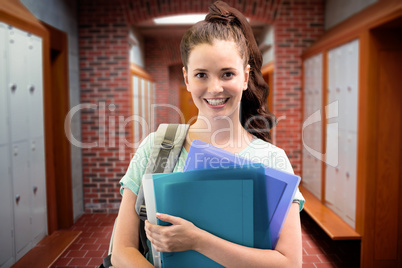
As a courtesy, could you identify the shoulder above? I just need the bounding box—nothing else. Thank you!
[243,139,294,174]
[247,139,289,159]
[135,132,156,154]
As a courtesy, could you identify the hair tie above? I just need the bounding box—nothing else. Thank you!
[206,1,237,25]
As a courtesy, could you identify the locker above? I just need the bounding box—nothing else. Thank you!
[325,122,339,202]
[325,40,359,227]
[0,23,9,146]
[342,131,357,227]
[1,24,47,265]
[302,54,323,199]
[30,137,46,244]
[338,46,347,132]
[0,145,15,267]
[336,129,347,212]
[327,52,337,104]
[12,141,32,260]
[344,40,359,133]
[8,27,29,143]
[302,150,314,193]
[27,35,44,139]
[325,164,337,207]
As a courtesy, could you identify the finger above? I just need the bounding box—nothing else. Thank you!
[156,213,184,225]
[145,220,163,238]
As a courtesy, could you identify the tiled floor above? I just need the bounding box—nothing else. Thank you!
[52,211,360,268]
[300,212,360,268]
[52,213,117,268]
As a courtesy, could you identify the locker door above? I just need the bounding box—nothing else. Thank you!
[0,145,15,268]
[337,46,347,132]
[0,23,9,146]
[29,137,47,244]
[327,51,337,104]
[312,55,322,198]
[325,124,338,207]
[344,40,359,133]
[336,129,348,214]
[27,35,44,139]
[12,141,32,260]
[302,59,314,191]
[1,23,16,267]
[326,48,339,209]
[342,40,359,227]
[343,132,357,227]
[302,54,323,199]
[8,27,29,143]
[26,34,47,244]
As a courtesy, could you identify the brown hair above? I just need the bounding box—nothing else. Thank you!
[180,1,276,142]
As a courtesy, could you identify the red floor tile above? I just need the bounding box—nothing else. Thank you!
[68,257,90,266]
[66,250,87,258]
[302,263,316,268]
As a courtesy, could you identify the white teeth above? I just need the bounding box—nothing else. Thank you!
[205,98,228,106]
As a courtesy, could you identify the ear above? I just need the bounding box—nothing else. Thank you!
[243,64,250,91]
[182,67,190,91]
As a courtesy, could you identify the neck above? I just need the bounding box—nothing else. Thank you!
[189,115,253,152]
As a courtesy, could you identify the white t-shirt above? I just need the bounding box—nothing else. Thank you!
[120,132,305,211]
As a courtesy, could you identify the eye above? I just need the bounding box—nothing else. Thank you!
[222,72,235,79]
[195,73,207,79]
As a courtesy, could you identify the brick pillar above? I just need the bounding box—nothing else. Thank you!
[274,0,324,175]
[79,0,131,213]
[144,37,182,128]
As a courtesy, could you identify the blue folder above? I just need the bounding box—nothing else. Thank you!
[143,140,300,267]
[145,165,266,268]
[183,139,301,249]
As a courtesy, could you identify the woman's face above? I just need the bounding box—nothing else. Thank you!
[183,39,249,122]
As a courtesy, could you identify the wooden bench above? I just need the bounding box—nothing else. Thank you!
[12,230,81,268]
[300,185,361,240]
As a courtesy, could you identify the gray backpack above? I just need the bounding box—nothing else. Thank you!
[101,124,190,268]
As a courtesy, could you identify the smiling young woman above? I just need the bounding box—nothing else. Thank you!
[112,1,305,267]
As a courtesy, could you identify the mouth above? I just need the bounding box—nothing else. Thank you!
[204,98,229,106]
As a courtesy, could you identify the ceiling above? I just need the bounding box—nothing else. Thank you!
[134,17,269,43]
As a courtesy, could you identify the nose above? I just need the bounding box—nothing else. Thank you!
[207,77,223,94]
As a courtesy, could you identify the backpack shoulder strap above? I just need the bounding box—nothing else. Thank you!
[145,123,189,174]
[134,124,189,256]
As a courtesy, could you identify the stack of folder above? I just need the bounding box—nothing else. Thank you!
[143,140,300,268]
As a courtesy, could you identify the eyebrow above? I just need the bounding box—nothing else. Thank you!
[193,68,208,72]
[192,67,237,72]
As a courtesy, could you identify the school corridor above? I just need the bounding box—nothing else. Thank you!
[1,0,401,267]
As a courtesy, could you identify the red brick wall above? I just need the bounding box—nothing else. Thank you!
[78,0,324,213]
[273,0,324,175]
[79,0,131,213]
[144,37,183,126]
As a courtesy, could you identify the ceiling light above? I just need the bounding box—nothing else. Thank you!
[153,14,207,25]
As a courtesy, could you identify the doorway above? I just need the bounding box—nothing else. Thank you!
[179,85,198,125]
[364,17,402,266]
[42,22,73,229]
